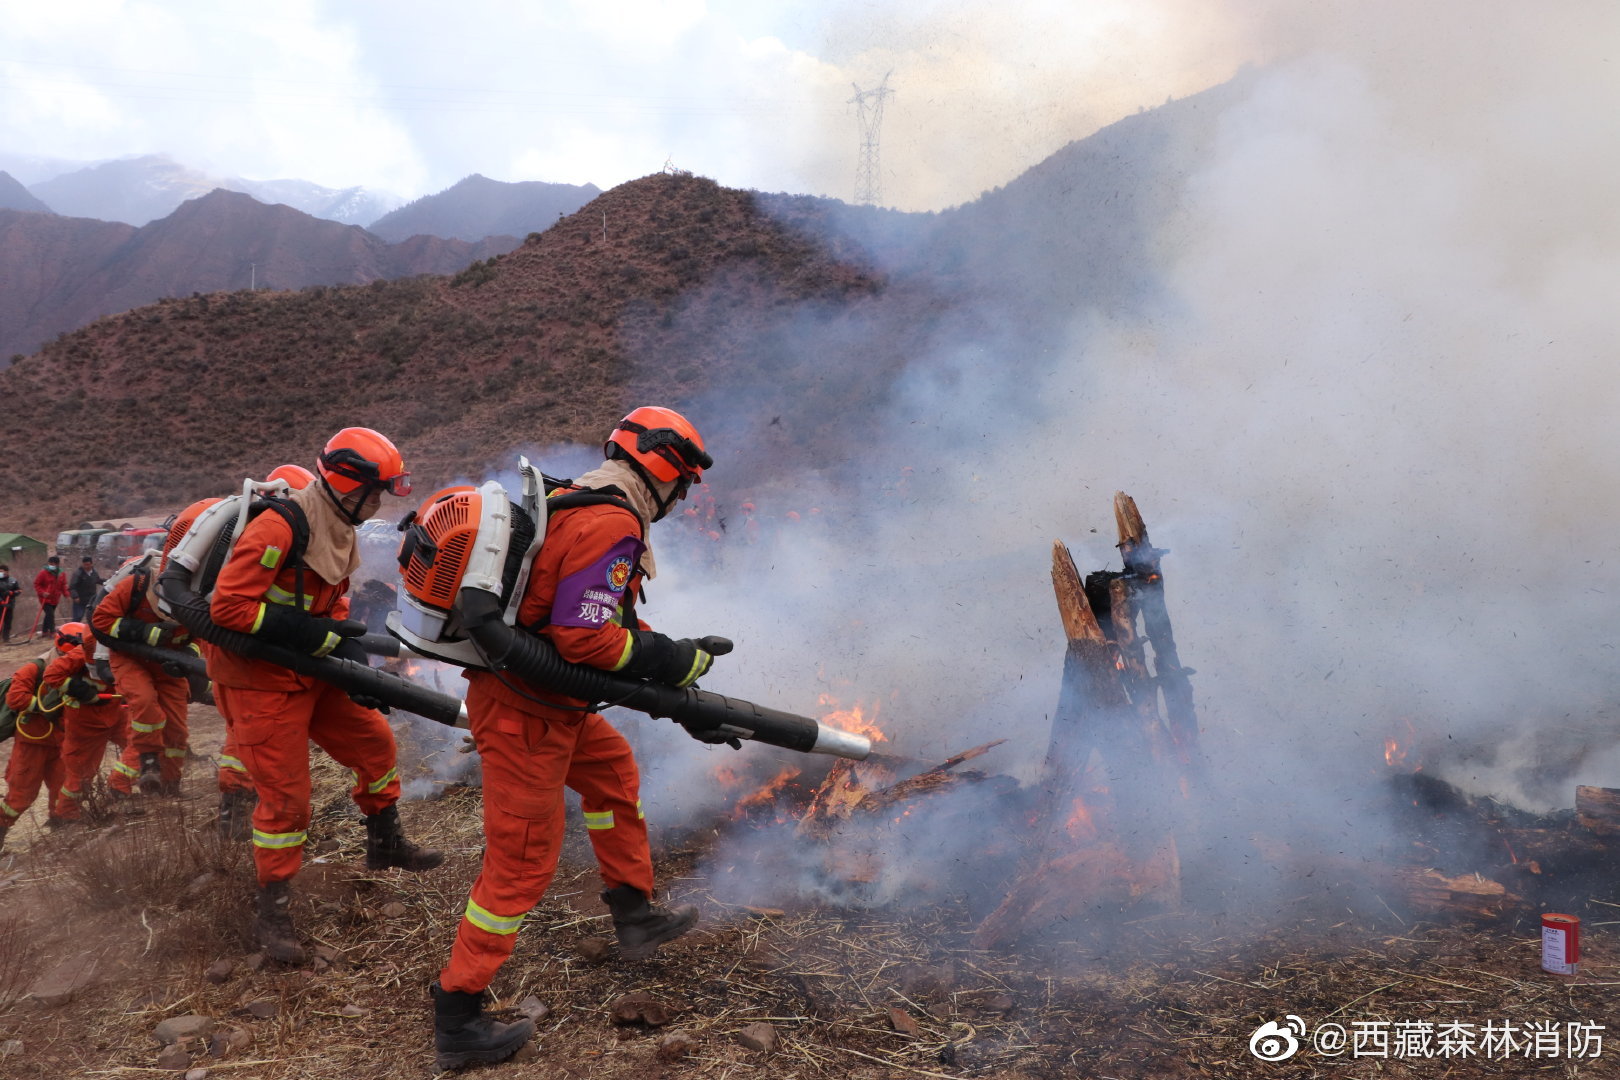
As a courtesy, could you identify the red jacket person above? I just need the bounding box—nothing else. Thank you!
[432,406,718,1070]
[209,429,440,964]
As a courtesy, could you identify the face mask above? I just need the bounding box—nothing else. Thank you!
[48,566,60,574]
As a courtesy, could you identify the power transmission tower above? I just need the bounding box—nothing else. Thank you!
[849,72,894,206]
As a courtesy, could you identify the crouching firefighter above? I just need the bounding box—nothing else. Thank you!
[431,407,720,1071]
[92,553,193,797]
[0,647,69,849]
[44,623,127,822]
[208,429,441,964]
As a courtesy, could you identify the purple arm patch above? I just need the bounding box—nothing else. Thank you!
[551,535,643,629]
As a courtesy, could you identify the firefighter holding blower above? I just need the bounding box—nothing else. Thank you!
[430,406,729,1071]
[208,428,441,964]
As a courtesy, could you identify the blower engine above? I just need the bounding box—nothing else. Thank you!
[387,459,870,760]
[387,459,545,668]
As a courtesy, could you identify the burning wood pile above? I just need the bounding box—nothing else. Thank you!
[698,490,1619,947]
[705,491,1216,944]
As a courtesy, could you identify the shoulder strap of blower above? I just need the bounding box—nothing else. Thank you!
[516,482,644,633]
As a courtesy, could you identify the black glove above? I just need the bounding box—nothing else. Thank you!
[255,606,367,657]
[115,617,189,648]
[679,718,742,750]
[620,631,726,687]
[348,692,391,715]
[63,676,100,705]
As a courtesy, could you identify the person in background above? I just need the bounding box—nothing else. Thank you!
[68,557,104,622]
[0,565,20,644]
[33,556,67,638]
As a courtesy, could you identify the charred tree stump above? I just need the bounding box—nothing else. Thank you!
[1114,493,1202,779]
[983,496,1202,946]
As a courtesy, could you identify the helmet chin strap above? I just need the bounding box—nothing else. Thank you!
[620,455,681,522]
[320,476,369,526]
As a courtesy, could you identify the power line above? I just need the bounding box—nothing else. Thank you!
[848,72,893,207]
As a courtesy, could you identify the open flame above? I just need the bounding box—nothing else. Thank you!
[1063,796,1098,841]
[732,764,801,818]
[816,694,888,744]
[1382,719,1422,771]
[1384,737,1408,768]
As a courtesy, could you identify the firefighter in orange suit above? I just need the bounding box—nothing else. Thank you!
[431,406,718,1071]
[0,649,69,849]
[93,558,191,797]
[208,430,439,963]
[210,466,316,840]
[45,622,126,821]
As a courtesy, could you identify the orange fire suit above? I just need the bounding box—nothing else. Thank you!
[3,658,66,827]
[202,640,255,795]
[92,574,191,790]
[45,645,127,820]
[440,497,656,994]
[208,509,401,886]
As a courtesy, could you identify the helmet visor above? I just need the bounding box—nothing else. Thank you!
[385,472,413,497]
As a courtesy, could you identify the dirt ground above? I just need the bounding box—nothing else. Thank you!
[1,638,1617,1079]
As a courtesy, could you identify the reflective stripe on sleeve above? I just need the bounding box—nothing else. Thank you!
[636,799,645,821]
[583,810,615,830]
[264,584,312,609]
[250,603,268,633]
[464,898,527,936]
[252,829,308,850]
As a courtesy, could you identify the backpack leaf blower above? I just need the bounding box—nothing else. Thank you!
[388,459,869,760]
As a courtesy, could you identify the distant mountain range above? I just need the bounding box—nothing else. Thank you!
[0,72,1261,536]
[368,174,600,242]
[0,170,52,213]
[26,154,403,227]
[0,189,517,364]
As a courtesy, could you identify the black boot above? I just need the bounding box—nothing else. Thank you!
[218,789,257,842]
[364,804,443,872]
[431,982,534,1071]
[254,881,308,965]
[602,885,699,961]
[137,752,162,796]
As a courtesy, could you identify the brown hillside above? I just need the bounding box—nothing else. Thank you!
[0,172,884,538]
[0,192,517,367]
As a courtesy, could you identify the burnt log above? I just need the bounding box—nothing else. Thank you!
[1576,786,1620,837]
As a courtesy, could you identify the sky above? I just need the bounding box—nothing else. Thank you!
[1,0,1280,210]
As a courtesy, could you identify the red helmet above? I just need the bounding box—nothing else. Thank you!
[267,464,315,490]
[317,428,410,497]
[605,407,711,485]
[55,621,89,654]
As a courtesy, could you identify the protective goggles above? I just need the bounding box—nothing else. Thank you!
[321,447,412,496]
[618,421,713,480]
